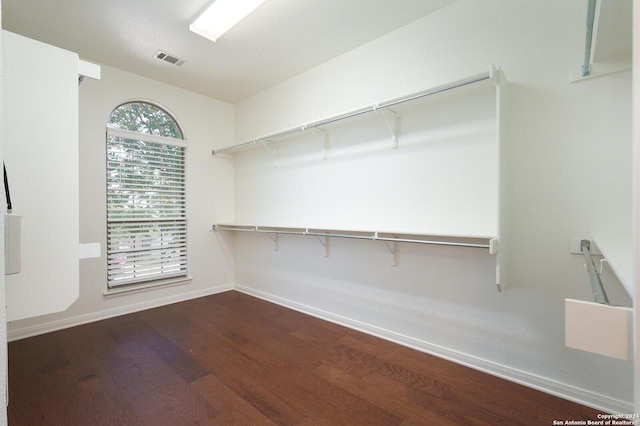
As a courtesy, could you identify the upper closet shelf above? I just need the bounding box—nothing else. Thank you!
[593,236,634,299]
[212,65,500,156]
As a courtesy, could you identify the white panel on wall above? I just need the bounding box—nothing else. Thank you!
[234,81,498,238]
[565,298,632,361]
[3,31,80,321]
[496,68,511,290]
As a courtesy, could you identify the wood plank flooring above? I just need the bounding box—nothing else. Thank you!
[8,290,602,425]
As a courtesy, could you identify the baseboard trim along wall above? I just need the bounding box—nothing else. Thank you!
[233,284,633,415]
[6,284,234,342]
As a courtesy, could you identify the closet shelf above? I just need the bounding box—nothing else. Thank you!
[593,236,633,298]
[211,65,498,156]
[212,224,497,251]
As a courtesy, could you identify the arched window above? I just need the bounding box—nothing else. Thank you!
[106,101,187,289]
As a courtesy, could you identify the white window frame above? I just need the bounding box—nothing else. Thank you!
[105,102,188,290]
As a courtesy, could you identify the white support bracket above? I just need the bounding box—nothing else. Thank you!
[382,240,397,267]
[378,108,399,149]
[598,258,608,274]
[78,59,101,86]
[261,141,278,167]
[266,232,279,251]
[312,128,330,160]
[489,238,499,255]
[313,233,330,257]
[581,256,610,274]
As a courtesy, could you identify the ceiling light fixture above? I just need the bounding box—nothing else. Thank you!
[190,0,267,42]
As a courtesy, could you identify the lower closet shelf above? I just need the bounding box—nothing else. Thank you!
[211,223,498,251]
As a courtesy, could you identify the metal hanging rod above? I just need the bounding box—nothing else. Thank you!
[581,0,598,77]
[580,239,609,304]
[374,235,490,249]
[212,224,493,250]
[211,66,496,156]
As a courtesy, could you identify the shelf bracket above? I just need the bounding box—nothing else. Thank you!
[311,128,330,160]
[583,258,610,275]
[598,258,608,274]
[382,239,397,267]
[260,140,278,167]
[489,238,499,255]
[312,233,330,257]
[266,232,279,251]
[378,108,399,149]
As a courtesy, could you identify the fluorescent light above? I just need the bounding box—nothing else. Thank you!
[190,0,267,42]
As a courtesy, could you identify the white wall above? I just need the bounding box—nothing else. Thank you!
[6,64,235,338]
[234,83,499,237]
[232,0,634,412]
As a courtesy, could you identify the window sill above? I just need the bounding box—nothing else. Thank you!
[103,276,192,298]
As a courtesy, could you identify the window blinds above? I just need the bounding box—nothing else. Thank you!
[106,130,187,287]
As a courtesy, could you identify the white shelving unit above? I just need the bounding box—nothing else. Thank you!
[212,69,495,155]
[213,224,497,266]
[214,65,510,290]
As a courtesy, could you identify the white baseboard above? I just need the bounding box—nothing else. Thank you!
[7,283,234,342]
[234,284,633,415]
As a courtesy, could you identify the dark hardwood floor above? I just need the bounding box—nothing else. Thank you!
[8,290,601,425]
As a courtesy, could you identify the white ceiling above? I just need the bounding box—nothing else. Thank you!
[2,0,458,103]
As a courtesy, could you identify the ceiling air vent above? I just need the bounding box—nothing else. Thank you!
[153,50,185,67]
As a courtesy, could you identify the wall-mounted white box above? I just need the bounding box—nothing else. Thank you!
[79,242,101,259]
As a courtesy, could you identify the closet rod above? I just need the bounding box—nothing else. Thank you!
[580,239,609,304]
[212,224,492,249]
[581,0,598,77]
[307,231,490,249]
[212,225,307,235]
[211,67,494,155]
[374,236,490,249]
